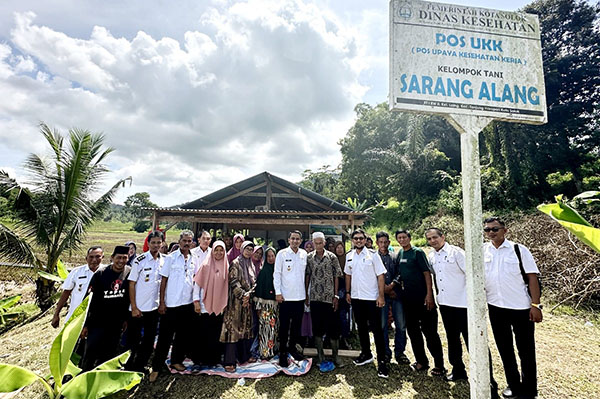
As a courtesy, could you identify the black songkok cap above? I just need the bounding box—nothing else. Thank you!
[112,245,130,256]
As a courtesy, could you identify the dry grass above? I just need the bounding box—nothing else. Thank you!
[1,284,598,399]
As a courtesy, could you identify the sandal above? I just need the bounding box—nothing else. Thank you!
[224,365,236,373]
[171,363,186,372]
[431,367,447,376]
[411,362,429,372]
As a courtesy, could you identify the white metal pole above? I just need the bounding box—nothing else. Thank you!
[448,114,491,399]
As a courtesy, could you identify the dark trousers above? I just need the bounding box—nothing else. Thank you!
[194,313,224,366]
[353,299,386,362]
[439,305,468,375]
[152,303,195,370]
[81,324,122,371]
[279,300,304,355]
[311,301,340,339]
[224,338,252,366]
[125,310,159,372]
[489,305,537,397]
[404,301,444,368]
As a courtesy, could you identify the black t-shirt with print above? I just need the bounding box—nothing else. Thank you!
[86,265,131,328]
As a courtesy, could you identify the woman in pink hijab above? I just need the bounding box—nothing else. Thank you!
[193,240,229,367]
[227,233,245,263]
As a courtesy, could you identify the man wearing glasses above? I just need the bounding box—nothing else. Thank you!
[483,217,542,399]
[344,228,388,378]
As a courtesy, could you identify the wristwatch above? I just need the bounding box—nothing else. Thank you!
[531,303,543,310]
[334,295,340,299]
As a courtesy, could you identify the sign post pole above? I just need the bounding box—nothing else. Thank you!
[448,114,492,399]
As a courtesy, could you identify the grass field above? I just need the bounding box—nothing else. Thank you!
[1,281,599,399]
[57,221,184,266]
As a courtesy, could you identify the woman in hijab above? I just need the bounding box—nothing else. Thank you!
[193,241,229,367]
[303,240,314,253]
[220,241,257,372]
[251,246,264,276]
[227,233,245,263]
[249,246,264,359]
[253,247,279,360]
[335,240,352,349]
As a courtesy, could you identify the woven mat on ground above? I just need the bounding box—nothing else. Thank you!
[166,355,312,379]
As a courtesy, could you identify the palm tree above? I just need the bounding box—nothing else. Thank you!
[0,123,130,310]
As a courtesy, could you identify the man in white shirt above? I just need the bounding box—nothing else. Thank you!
[125,230,165,372]
[344,228,388,378]
[51,246,104,328]
[150,230,196,382]
[190,230,211,364]
[274,230,307,367]
[484,217,542,399]
[426,228,469,381]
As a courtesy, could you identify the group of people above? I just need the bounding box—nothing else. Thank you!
[51,217,541,399]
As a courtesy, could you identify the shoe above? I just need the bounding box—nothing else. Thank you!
[290,350,305,361]
[445,372,468,382]
[377,362,389,378]
[148,371,159,383]
[502,387,518,399]
[396,353,411,365]
[353,353,374,366]
[279,353,289,368]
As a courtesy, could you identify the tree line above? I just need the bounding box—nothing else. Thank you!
[299,0,600,228]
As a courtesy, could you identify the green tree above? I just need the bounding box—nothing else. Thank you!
[0,124,130,310]
[124,192,157,233]
[481,0,600,207]
[338,103,460,225]
[298,165,342,201]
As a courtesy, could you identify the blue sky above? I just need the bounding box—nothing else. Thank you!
[0,0,556,205]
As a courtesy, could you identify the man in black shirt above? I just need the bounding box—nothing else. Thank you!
[81,245,131,371]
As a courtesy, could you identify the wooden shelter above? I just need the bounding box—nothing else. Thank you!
[146,172,366,243]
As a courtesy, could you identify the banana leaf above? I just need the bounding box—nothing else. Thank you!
[59,370,142,399]
[0,295,21,311]
[0,364,43,393]
[538,196,600,253]
[49,295,90,389]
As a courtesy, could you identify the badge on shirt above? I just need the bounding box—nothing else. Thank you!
[287,265,292,272]
[400,259,408,263]
[77,283,83,292]
[145,274,150,282]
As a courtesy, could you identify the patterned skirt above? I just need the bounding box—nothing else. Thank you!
[254,297,279,359]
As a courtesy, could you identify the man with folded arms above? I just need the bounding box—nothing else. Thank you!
[125,230,165,373]
[345,228,388,378]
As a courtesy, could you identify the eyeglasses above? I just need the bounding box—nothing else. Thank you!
[353,236,366,241]
[483,227,503,233]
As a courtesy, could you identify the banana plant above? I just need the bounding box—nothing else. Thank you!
[538,192,600,253]
[0,295,143,398]
[37,259,69,284]
[0,295,24,326]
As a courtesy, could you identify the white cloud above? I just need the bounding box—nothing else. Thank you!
[0,0,367,205]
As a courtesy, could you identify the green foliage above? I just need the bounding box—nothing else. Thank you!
[0,295,142,398]
[538,194,600,253]
[124,192,157,233]
[339,103,459,225]
[0,123,130,310]
[132,220,152,233]
[298,165,342,201]
[0,295,24,327]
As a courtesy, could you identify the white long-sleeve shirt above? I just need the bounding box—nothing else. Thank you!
[273,246,307,301]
